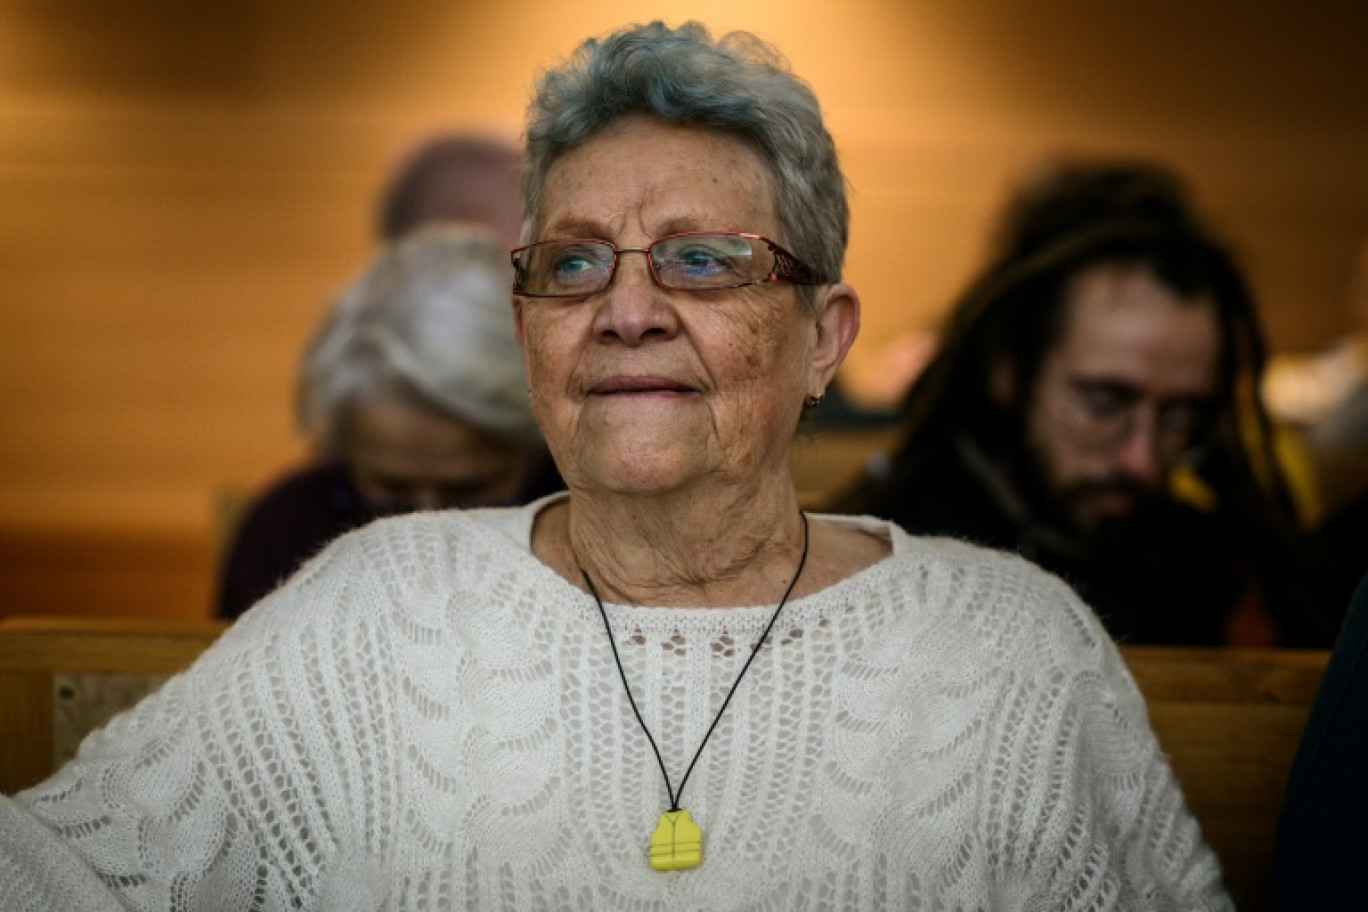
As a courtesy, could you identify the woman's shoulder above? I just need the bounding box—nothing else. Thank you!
[820,509,1070,587]
[337,501,547,584]
[228,502,550,633]
[822,512,1116,669]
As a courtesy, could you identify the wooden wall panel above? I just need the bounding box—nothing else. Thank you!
[0,526,213,620]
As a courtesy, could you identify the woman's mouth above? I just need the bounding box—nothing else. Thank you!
[590,376,698,396]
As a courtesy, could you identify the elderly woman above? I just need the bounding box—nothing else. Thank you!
[217,224,562,618]
[1,22,1229,911]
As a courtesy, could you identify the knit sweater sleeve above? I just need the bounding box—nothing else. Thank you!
[0,523,411,912]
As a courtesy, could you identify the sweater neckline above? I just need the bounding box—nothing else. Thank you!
[468,492,912,633]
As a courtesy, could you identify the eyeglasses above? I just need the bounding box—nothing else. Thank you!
[1065,378,1218,457]
[511,231,827,298]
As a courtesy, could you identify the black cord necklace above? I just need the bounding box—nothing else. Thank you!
[577,511,810,872]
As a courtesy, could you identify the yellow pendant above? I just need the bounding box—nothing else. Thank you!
[648,809,703,870]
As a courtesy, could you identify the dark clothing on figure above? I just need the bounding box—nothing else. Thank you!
[216,458,563,619]
[859,439,1324,646]
[216,464,365,620]
[1275,573,1368,911]
[1318,493,1368,613]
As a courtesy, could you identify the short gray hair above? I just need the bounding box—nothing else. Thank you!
[298,225,539,453]
[521,21,848,294]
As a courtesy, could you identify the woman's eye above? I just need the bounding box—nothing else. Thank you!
[675,245,727,273]
[553,253,595,276]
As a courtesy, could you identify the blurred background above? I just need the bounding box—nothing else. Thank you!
[2,0,1366,619]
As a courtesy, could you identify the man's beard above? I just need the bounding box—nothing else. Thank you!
[1057,477,1167,546]
[1014,445,1166,555]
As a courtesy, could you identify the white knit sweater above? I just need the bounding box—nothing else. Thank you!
[0,498,1232,911]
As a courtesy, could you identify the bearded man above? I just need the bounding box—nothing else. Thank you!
[843,160,1333,646]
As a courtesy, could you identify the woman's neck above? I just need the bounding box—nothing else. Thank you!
[535,478,809,608]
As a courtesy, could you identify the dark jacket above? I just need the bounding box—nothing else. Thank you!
[856,438,1332,647]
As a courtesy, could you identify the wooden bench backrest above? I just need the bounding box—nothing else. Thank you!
[1120,644,1328,911]
[0,619,1327,908]
[0,616,226,793]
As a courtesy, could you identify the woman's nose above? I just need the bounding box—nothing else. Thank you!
[591,253,680,345]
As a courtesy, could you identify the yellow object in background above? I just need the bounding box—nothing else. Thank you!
[649,809,703,871]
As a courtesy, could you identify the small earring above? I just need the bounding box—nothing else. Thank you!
[805,392,825,408]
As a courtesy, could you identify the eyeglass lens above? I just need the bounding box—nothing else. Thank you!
[1069,379,1214,453]
[515,234,769,296]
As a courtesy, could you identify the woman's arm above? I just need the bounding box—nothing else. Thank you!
[1003,571,1234,911]
[0,529,397,912]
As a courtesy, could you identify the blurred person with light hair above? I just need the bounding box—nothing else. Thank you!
[216,225,560,618]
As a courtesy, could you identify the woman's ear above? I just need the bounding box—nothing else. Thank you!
[808,283,861,394]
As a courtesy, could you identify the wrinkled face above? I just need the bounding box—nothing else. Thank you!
[343,388,527,512]
[1022,262,1221,534]
[514,118,823,497]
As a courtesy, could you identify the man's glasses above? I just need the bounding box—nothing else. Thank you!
[511,231,827,298]
[1065,378,1218,458]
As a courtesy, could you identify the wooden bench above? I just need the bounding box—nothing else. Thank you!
[1122,645,1327,910]
[0,617,1327,909]
[0,615,226,794]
